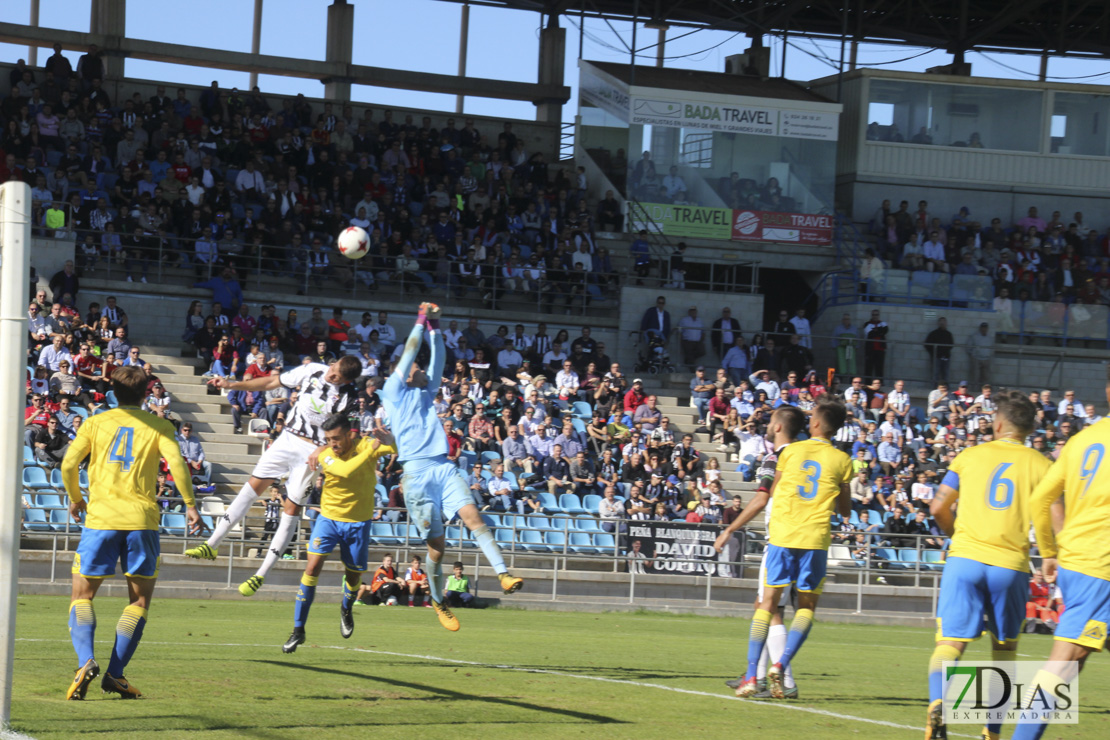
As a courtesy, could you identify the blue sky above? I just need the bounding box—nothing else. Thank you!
[3,0,1110,123]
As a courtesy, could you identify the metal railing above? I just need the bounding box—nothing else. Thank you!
[560,122,576,162]
[69,231,625,317]
[19,507,979,614]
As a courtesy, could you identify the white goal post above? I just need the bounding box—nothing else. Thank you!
[0,181,31,723]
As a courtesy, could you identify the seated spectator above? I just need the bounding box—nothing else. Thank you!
[598,485,625,533]
[443,561,476,608]
[176,423,211,483]
[404,556,430,607]
[32,414,69,468]
[358,554,405,606]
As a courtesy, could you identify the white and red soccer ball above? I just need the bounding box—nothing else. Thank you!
[336,226,370,259]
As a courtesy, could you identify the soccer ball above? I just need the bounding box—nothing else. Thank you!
[336,226,370,259]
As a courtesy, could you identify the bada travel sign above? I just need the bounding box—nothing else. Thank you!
[634,203,833,245]
[630,98,838,141]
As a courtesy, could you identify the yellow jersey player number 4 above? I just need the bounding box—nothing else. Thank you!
[60,366,200,701]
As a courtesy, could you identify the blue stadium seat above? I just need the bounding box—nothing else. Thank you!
[574,516,602,532]
[571,402,593,420]
[50,507,78,532]
[481,513,502,529]
[479,468,492,481]
[568,532,595,554]
[520,529,548,552]
[72,406,89,420]
[24,507,51,532]
[571,418,586,435]
[875,548,908,569]
[480,450,502,464]
[162,513,187,536]
[370,521,397,544]
[50,468,65,489]
[537,492,564,514]
[524,515,549,530]
[922,550,946,570]
[23,466,53,490]
[495,527,515,548]
[558,493,587,515]
[544,531,567,552]
[21,493,33,508]
[444,525,466,547]
[404,523,421,542]
[503,471,520,490]
[22,446,35,466]
[37,494,63,509]
[79,469,90,489]
[848,510,860,527]
[593,533,617,552]
[582,494,602,514]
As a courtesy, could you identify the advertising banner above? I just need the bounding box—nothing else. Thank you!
[622,521,737,577]
[731,210,834,245]
[630,203,731,240]
[633,204,834,245]
[630,98,839,141]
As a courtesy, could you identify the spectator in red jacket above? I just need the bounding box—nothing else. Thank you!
[623,379,647,416]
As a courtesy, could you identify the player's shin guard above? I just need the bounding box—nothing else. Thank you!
[341,577,358,612]
[107,605,147,676]
[928,643,963,704]
[68,599,96,665]
[745,609,772,680]
[1011,668,1065,740]
[766,623,795,688]
[471,525,507,574]
[207,482,259,547]
[294,574,318,628]
[780,608,814,669]
[257,513,300,579]
[427,558,444,605]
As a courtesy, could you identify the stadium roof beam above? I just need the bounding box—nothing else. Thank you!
[432,0,1110,60]
[0,21,570,106]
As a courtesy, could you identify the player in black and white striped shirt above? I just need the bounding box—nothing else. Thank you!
[186,357,360,598]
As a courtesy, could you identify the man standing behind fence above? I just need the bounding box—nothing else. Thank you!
[966,322,993,389]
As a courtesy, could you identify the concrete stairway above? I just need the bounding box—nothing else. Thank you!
[143,344,271,540]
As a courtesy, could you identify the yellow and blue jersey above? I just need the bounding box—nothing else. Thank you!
[769,437,852,550]
[944,438,1052,572]
[61,407,195,531]
[1031,418,1110,582]
[317,438,395,522]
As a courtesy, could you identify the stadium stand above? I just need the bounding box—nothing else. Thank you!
[9,49,1093,610]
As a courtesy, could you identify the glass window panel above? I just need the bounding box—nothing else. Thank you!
[867,79,1043,152]
[1052,93,1110,156]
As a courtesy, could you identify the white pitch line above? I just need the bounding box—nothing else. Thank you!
[18,638,977,738]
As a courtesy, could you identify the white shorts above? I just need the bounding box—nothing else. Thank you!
[250,431,317,506]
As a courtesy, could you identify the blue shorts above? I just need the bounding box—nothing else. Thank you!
[402,456,478,540]
[307,516,371,572]
[935,556,1027,643]
[764,544,827,594]
[1054,567,1110,651]
[73,528,160,579]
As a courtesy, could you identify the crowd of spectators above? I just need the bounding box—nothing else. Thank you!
[866,198,1110,324]
[2,52,618,309]
[23,281,211,505]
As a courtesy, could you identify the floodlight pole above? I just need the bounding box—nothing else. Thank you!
[0,181,30,724]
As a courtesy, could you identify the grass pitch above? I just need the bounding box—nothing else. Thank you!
[11,594,1110,739]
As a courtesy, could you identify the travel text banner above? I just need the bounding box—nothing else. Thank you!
[634,203,833,245]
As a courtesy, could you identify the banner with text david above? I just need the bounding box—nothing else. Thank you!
[621,521,731,576]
